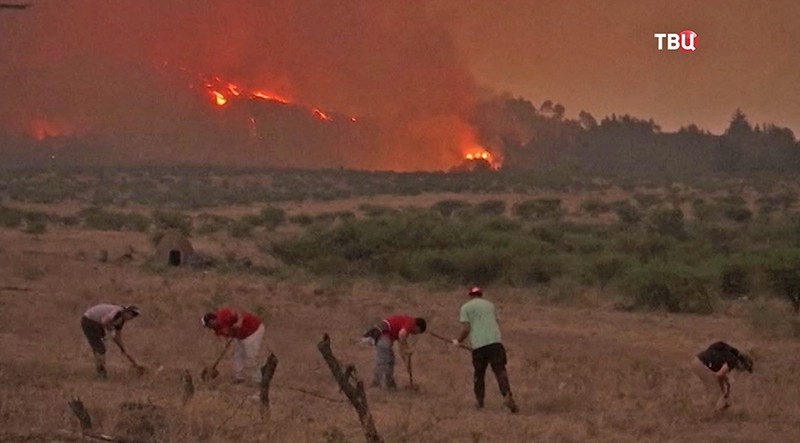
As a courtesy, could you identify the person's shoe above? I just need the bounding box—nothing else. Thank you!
[475,399,484,409]
[95,366,108,380]
[503,395,519,414]
[386,381,398,391]
[232,378,245,385]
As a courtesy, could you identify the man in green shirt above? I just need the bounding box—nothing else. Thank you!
[452,286,518,413]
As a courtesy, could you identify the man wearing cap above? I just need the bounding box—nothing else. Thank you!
[452,287,518,413]
[80,303,140,378]
[201,308,265,383]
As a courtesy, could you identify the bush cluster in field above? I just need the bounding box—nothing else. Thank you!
[271,197,800,315]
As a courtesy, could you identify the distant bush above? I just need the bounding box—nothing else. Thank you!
[633,193,661,209]
[23,221,47,235]
[272,211,563,286]
[691,198,720,222]
[580,199,611,216]
[260,206,286,229]
[621,263,716,314]
[512,199,564,220]
[587,254,630,290]
[474,200,507,216]
[611,200,642,225]
[80,207,150,232]
[719,259,752,296]
[431,199,471,217]
[0,206,24,228]
[722,205,752,223]
[702,225,738,255]
[152,210,192,236]
[614,232,674,263]
[196,213,232,235]
[647,207,686,239]
[228,218,254,238]
[358,204,397,218]
[288,214,315,226]
[762,249,800,313]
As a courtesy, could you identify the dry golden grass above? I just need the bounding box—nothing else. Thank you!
[1,222,800,442]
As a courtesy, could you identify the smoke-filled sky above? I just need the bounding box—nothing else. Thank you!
[432,0,800,133]
[1,1,798,169]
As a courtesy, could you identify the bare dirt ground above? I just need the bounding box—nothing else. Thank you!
[1,222,800,442]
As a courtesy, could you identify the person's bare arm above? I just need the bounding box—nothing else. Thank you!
[100,310,119,330]
[398,329,411,358]
[112,328,124,349]
[715,363,732,395]
[454,322,470,344]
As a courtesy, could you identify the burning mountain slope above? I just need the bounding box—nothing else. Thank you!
[0,1,498,170]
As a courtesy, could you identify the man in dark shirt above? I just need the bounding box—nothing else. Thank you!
[692,341,753,410]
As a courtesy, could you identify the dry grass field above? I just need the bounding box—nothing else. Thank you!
[2,187,800,442]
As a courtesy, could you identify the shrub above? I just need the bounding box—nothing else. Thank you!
[358,204,397,218]
[260,206,286,229]
[288,214,315,226]
[691,198,720,222]
[23,221,47,235]
[648,207,686,239]
[580,199,611,216]
[722,205,752,223]
[719,260,751,296]
[228,218,254,238]
[80,207,151,232]
[512,199,564,220]
[633,193,661,209]
[588,254,630,290]
[611,200,642,225]
[196,213,232,235]
[762,249,800,313]
[152,210,192,236]
[474,200,507,216]
[431,199,471,217]
[0,206,24,228]
[621,263,716,314]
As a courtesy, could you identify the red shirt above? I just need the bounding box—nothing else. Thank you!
[382,315,416,341]
[213,308,262,340]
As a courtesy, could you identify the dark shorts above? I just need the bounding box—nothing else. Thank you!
[81,316,106,355]
[472,342,508,367]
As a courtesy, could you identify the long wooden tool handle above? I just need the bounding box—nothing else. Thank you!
[428,331,472,351]
[212,338,234,369]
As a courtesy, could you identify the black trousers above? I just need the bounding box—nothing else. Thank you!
[81,316,106,355]
[472,342,512,402]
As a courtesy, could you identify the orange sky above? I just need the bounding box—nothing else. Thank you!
[1,0,797,168]
[432,0,800,133]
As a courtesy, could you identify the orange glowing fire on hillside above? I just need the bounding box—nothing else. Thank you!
[28,119,75,141]
[463,148,502,170]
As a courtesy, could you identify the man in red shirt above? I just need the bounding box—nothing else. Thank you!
[366,314,426,390]
[201,308,265,383]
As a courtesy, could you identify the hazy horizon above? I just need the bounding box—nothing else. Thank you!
[1,1,797,169]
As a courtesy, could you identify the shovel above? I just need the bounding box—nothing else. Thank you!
[404,352,419,391]
[201,337,233,381]
[115,342,146,376]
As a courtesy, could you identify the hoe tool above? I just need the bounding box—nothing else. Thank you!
[201,338,233,381]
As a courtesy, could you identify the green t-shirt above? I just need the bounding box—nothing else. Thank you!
[459,297,502,349]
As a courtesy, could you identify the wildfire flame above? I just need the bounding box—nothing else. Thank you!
[463,148,502,170]
[312,109,331,121]
[28,119,74,141]
[197,73,349,123]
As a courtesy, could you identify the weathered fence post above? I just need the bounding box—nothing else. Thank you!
[260,353,279,415]
[317,333,383,443]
